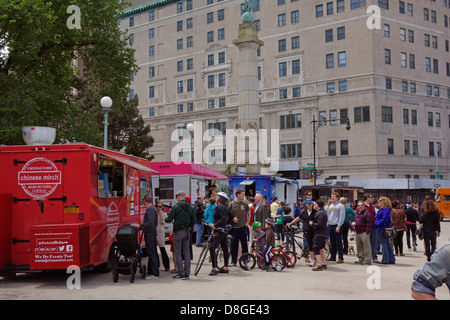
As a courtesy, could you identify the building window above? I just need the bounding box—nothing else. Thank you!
[338,51,346,67]
[149,86,155,98]
[177,81,183,93]
[281,143,302,158]
[328,141,337,156]
[278,39,287,52]
[293,87,301,97]
[325,29,333,42]
[291,36,300,49]
[218,28,225,40]
[340,140,349,156]
[218,73,226,87]
[388,138,394,154]
[291,10,299,23]
[354,106,370,123]
[326,53,334,69]
[279,62,287,77]
[292,59,301,74]
[337,26,346,40]
[279,89,287,99]
[280,114,302,129]
[187,36,193,47]
[208,75,215,88]
[278,13,286,26]
[207,31,214,43]
[382,106,393,122]
[315,5,324,17]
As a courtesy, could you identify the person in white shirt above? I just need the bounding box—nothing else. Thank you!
[327,192,346,263]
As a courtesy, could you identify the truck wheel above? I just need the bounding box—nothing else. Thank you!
[96,245,116,273]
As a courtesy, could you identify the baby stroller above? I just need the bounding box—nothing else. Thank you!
[112,224,146,283]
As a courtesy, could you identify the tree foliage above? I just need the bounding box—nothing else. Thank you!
[0,0,152,158]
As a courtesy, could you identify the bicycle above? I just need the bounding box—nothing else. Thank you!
[238,242,286,272]
[271,245,297,268]
[194,223,231,276]
[283,225,331,261]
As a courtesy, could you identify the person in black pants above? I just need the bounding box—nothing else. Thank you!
[404,202,419,251]
[208,192,237,276]
[132,195,159,279]
[419,200,441,262]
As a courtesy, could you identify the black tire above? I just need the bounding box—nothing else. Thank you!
[238,253,256,271]
[130,265,135,283]
[194,244,209,276]
[112,265,119,283]
[141,265,147,279]
[271,254,286,271]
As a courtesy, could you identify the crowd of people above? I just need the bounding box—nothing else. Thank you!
[131,189,447,298]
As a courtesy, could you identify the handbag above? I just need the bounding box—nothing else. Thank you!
[383,209,398,239]
[383,226,397,239]
[415,227,424,240]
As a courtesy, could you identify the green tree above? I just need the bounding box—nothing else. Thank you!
[0,0,146,153]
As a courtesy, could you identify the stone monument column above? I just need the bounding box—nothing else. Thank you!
[232,8,263,175]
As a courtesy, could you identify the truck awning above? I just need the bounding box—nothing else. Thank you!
[101,153,159,174]
[239,180,256,186]
[275,177,297,185]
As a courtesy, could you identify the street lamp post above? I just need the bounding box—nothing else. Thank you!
[311,114,351,185]
[101,96,113,149]
[187,123,194,162]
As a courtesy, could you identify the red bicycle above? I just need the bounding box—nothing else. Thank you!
[238,242,286,271]
[271,245,297,268]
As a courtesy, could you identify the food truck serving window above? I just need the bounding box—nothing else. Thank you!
[98,156,125,198]
[159,178,174,200]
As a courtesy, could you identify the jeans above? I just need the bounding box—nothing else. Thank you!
[231,226,248,264]
[173,229,191,277]
[329,225,343,260]
[144,231,159,276]
[196,222,204,245]
[370,227,378,261]
[376,229,395,263]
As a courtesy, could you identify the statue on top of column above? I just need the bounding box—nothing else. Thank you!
[242,0,258,23]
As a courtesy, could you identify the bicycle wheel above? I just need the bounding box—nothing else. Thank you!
[256,254,265,269]
[284,251,297,267]
[238,253,256,271]
[194,243,209,276]
[271,254,286,271]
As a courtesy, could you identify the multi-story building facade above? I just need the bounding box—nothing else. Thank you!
[120,0,449,185]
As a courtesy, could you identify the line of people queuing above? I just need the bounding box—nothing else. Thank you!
[134,189,442,280]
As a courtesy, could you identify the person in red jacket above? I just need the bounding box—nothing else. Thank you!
[352,201,373,265]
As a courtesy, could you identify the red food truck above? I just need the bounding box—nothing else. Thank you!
[0,142,158,277]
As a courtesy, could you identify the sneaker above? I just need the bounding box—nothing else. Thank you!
[309,260,316,267]
[209,269,218,276]
[182,276,190,280]
[229,263,238,267]
[337,259,344,264]
[173,274,185,279]
[145,275,159,280]
[218,267,229,274]
[312,265,323,271]
[321,264,327,270]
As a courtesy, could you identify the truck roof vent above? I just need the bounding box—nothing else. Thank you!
[22,126,56,145]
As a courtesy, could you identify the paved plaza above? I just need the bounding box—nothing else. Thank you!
[1,221,449,302]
